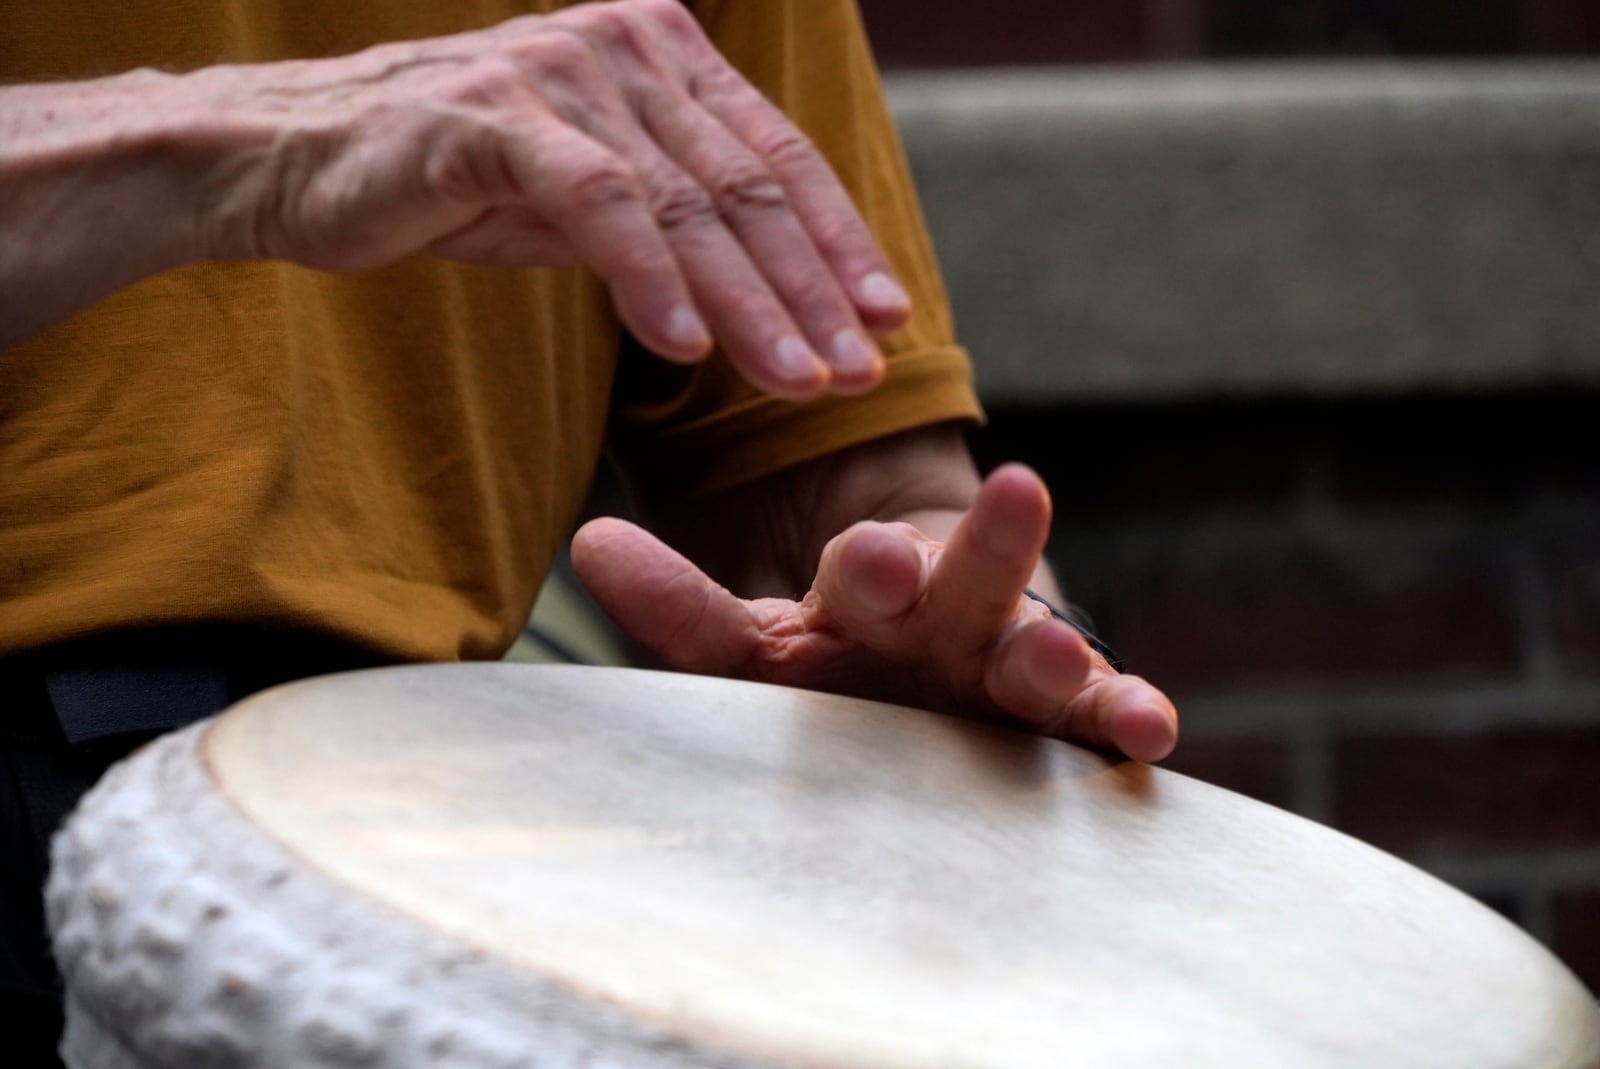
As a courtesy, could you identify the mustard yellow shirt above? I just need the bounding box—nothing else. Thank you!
[0,0,981,663]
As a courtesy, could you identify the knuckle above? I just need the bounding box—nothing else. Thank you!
[711,167,787,216]
[446,54,526,108]
[564,162,642,213]
[753,127,821,171]
[652,183,718,231]
[627,0,694,30]
[571,1,631,43]
[561,0,680,83]
[686,61,746,102]
[522,26,601,85]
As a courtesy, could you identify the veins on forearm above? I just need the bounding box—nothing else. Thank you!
[237,51,476,109]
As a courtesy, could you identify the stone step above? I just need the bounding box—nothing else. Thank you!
[887,62,1600,402]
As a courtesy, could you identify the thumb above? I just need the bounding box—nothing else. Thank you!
[568,517,758,674]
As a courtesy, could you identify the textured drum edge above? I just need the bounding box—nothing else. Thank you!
[44,665,1600,1069]
[45,720,775,1069]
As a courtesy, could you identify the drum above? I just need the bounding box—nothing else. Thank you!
[47,664,1600,1068]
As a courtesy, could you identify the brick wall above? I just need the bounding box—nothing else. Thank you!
[858,0,1600,1000]
[860,0,1600,67]
[968,389,1600,993]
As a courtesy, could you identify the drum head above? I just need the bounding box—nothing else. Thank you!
[57,665,1600,1068]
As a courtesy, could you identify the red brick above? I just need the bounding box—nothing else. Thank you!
[860,0,1154,68]
[1333,727,1600,855]
[1515,0,1600,53]
[1202,0,1522,55]
[1551,888,1600,997]
[1551,555,1600,674]
[1159,736,1293,810]
[1109,548,1518,692]
[971,405,1305,520]
[861,0,1600,65]
[1327,396,1584,510]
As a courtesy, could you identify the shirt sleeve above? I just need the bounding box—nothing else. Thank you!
[606,0,985,501]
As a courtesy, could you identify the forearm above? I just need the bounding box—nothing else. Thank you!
[0,46,456,349]
[0,49,422,348]
[2,0,917,390]
[0,71,218,347]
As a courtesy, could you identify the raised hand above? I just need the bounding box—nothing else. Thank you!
[207,0,906,395]
[4,0,909,395]
[570,463,1179,762]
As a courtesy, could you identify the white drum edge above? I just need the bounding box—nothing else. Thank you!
[44,665,1600,1069]
[46,722,766,1069]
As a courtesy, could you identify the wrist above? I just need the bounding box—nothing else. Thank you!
[162,62,288,264]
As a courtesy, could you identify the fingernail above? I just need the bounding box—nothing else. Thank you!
[829,329,882,375]
[858,271,911,311]
[775,335,824,382]
[667,304,710,351]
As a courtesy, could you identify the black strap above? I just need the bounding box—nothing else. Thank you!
[9,625,389,746]
[44,660,228,744]
[1023,588,1126,673]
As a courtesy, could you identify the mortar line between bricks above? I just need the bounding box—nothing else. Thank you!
[1412,847,1600,889]
[1287,720,1332,823]
[1507,526,1563,686]
[1175,680,1600,734]
[1521,887,1556,944]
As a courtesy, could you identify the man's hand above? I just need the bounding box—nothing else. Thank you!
[3,0,909,396]
[570,463,1179,762]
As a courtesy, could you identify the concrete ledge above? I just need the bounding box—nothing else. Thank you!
[887,62,1600,403]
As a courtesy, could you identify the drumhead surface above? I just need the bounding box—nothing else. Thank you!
[57,664,1600,1068]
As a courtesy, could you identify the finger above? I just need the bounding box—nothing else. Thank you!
[480,26,712,363]
[695,86,912,333]
[1112,686,1181,764]
[641,173,836,397]
[511,125,712,363]
[520,27,834,396]
[604,133,836,397]
[919,464,1052,668]
[1046,674,1181,764]
[569,517,760,674]
[811,520,934,647]
[649,8,914,333]
[987,617,1179,762]
[985,616,1097,725]
[638,89,885,394]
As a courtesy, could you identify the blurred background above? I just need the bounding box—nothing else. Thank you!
[861,0,1600,66]
[861,0,1600,994]
[520,0,1600,998]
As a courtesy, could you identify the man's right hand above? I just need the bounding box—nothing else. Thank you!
[1,0,910,396]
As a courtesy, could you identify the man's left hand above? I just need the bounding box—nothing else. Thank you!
[570,463,1178,762]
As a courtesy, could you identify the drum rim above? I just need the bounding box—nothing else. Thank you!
[50,664,1600,1069]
